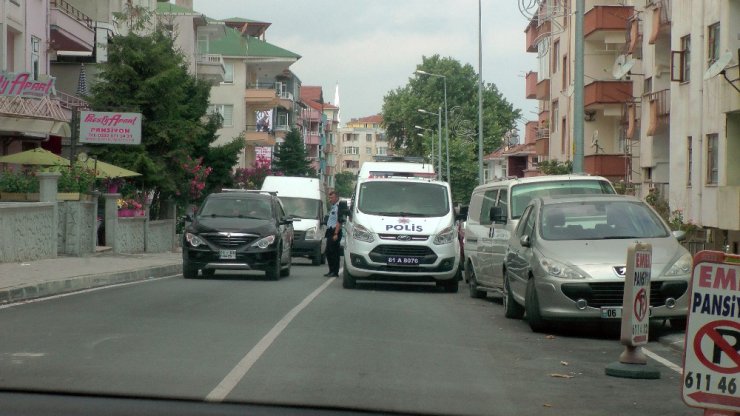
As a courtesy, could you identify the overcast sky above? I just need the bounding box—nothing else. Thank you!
[192,0,538,132]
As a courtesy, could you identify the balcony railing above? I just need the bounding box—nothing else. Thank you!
[584,6,633,39]
[56,91,89,110]
[584,81,633,108]
[50,0,93,29]
[525,71,538,99]
[648,0,671,44]
[645,89,670,136]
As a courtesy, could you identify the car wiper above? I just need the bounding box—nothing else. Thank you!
[236,215,264,219]
[599,235,641,239]
[375,211,426,217]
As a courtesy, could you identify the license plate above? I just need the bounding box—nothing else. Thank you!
[601,307,622,319]
[387,256,420,265]
[601,306,652,319]
[219,249,236,260]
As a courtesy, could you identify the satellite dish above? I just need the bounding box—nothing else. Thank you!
[612,55,636,79]
[704,51,733,80]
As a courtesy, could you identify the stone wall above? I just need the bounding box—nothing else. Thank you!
[57,200,97,256]
[147,220,175,253]
[0,202,56,262]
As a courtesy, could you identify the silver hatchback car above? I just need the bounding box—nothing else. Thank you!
[503,195,692,332]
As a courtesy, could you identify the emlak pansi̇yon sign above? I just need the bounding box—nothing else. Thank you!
[80,111,142,145]
[620,243,652,347]
[682,251,740,413]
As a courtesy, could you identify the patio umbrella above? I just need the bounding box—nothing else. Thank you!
[77,158,141,179]
[0,148,70,166]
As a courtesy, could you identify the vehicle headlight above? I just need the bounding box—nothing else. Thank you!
[251,235,276,249]
[539,257,587,279]
[304,226,318,240]
[433,226,455,245]
[185,232,206,247]
[665,252,692,276]
[352,224,374,243]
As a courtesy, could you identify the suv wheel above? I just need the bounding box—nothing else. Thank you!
[342,265,356,289]
[183,260,198,279]
[466,266,486,299]
[265,246,281,281]
[280,249,292,277]
[311,248,323,266]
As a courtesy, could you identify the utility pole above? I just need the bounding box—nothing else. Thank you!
[573,0,585,173]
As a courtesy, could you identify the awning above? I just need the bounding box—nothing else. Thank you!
[0,116,71,138]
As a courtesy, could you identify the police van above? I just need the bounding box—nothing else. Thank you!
[342,172,462,292]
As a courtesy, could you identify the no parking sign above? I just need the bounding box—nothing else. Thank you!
[682,251,740,413]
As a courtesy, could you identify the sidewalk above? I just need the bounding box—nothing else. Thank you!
[0,250,182,305]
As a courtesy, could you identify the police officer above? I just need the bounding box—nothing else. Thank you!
[324,191,343,277]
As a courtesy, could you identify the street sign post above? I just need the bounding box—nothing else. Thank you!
[682,251,740,415]
[606,242,660,379]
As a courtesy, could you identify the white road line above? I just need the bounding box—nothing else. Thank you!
[206,277,336,402]
[643,347,683,374]
[0,275,178,310]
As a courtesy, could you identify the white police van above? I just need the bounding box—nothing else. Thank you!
[342,172,462,292]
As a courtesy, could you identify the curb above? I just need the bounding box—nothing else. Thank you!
[0,264,182,306]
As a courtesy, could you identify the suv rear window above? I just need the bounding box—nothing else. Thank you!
[199,197,272,219]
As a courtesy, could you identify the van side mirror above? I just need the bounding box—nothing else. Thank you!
[520,235,531,247]
[489,206,507,224]
[322,215,329,225]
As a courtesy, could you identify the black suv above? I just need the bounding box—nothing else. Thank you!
[182,191,295,280]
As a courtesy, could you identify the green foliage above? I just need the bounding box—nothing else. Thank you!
[381,54,521,203]
[57,165,96,193]
[86,7,243,215]
[272,128,316,177]
[537,159,573,175]
[333,171,356,197]
[233,155,277,190]
[0,170,39,193]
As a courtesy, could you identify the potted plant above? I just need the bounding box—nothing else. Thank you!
[0,169,39,201]
[102,177,125,194]
[57,165,96,200]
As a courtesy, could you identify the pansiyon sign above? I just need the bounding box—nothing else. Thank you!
[79,111,142,145]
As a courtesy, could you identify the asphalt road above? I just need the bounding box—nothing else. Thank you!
[0,260,696,416]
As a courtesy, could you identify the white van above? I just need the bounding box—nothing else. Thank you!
[358,160,435,179]
[261,176,326,265]
[463,174,616,298]
[342,176,463,292]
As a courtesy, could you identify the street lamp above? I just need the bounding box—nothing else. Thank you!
[415,125,434,168]
[418,108,442,181]
[415,70,449,183]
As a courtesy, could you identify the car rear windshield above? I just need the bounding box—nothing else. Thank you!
[539,200,670,241]
[511,180,615,219]
[358,181,449,217]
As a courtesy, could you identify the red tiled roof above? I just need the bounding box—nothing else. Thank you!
[351,114,383,123]
[301,86,323,103]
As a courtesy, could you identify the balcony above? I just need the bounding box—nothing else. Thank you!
[49,0,94,52]
[245,84,279,110]
[535,136,549,157]
[304,131,321,146]
[584,5,633,42]
[584,154,628,180]
[584,81,633,109]
[648,0,671,44]
[243,129,275,147]
[536,78,550,101]
[525,72,538,99]
[626,17,642,56]
[195,54,225,84]
[525,19,538,53]
[645,89,670,136]
[323,143,334,154]
[524,121,538,145]
[0,95,70,137]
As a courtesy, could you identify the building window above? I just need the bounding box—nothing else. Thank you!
[222,63,234,84]
[31,37,40,80]
[672,35,691,82]
[366,147,372,155]
[377,133,386,142]
[561,54,567,90]
[197,33,209,54]
[687,136,692,186]
[277,113,288,128]
[706,133,718,185]
[552,40,560,74]
[366,133,372,142]
[551,101,558,133]
[707,23,720,65]
[344,146,359,155]
[643,77,652,95]
[561,117,567,154]
[207,104,233,127]
[376,147,387,155]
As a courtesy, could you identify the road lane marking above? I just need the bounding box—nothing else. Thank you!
[206,277,335,402]
[643,347,683,374]
[0,275,178,310]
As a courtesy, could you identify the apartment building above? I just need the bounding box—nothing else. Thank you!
[336,115,388,176]
[299,85,339,188]
[482,122,538,181]
[523,0,739,253]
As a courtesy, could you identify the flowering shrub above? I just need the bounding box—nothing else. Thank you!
[0,169,39,193]
[233,155,281,189]
[180,156,212,202]
[58,164,96,193]
[668,209,701,234]
[116,198,143,210]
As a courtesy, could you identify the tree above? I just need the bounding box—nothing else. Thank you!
[381,55,521,203]
[333,171,356,197]
[86,6,243,214]
[537,160,573,175]
[272,128,315,177]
